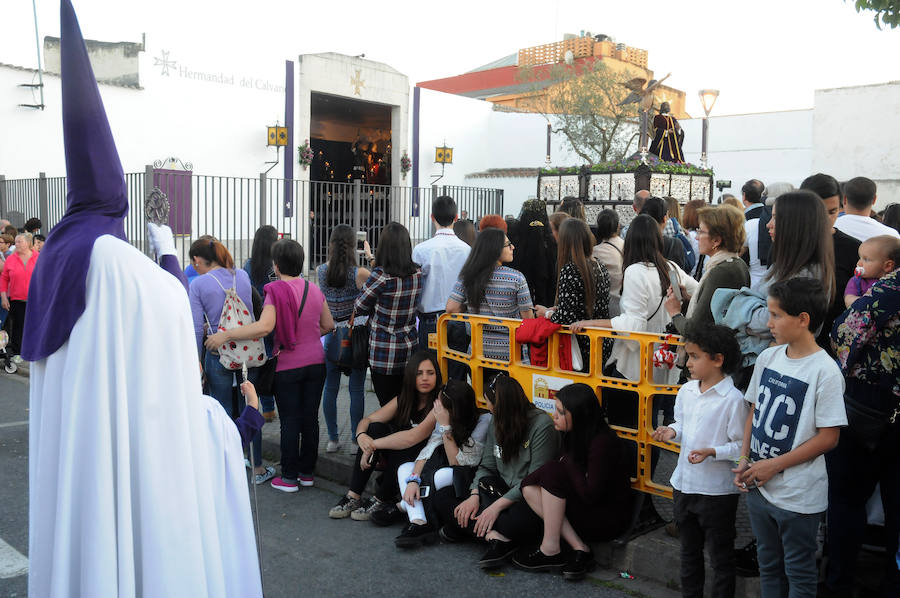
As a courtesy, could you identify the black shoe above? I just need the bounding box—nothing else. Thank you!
[369,503,403,527]
[438,524,468,544]
[735,539,759,577]
[478,539,519,569]
[562,549,595,581]
[512,546,566,572]
[394,522,437,548]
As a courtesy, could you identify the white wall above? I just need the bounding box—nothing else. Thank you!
[814,81,900,209]
[1,38,286,179]
[680,110,814,198]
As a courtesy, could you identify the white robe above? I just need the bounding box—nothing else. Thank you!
[28,235,262,598]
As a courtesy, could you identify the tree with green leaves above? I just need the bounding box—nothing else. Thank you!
[849,0,900,28]
[516,60,641,164]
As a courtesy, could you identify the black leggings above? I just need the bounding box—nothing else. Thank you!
[370,372,404,407]
[5,300,26,355]
[431,486,543,543]
[350,421,426,501]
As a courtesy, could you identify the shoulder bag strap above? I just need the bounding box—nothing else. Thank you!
[297,280,310,318]
[602,240,624,257]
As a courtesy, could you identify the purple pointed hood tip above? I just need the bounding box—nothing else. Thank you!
[21,0,129,361]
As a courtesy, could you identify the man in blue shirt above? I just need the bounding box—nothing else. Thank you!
[411,196,470,360]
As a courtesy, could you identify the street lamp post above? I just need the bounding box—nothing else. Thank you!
[698,89,719,169]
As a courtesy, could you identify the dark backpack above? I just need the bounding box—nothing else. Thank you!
[670,219,697,273]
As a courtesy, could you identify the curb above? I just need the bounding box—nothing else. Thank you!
[261,432,760,597]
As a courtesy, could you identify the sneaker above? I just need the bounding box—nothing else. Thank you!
[270,477,299,493]
[254,466,276,485]
[478,539,519,569]
[512,546,566,572]
[351,497,387,521]
[735,539,759,577]
[562,549,595,581]
[438,524,468,544]
[369,502,403,527]
[298,474,315,487]
[326,440,340,453]
[394,522,437,548]
[10,355,23,364]
[244,458,252,470]
[329,495,364,519]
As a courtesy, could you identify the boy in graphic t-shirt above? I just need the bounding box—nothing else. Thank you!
[733,278,847,598]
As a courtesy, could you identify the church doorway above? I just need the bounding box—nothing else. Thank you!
[308,92,393,264]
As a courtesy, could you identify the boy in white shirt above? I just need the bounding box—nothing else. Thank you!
[733,278,847,598]
[653,323,748,597]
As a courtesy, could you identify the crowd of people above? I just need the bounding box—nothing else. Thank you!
[8,176,900,595]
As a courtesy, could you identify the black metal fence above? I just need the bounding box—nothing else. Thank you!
[0,170,503,271]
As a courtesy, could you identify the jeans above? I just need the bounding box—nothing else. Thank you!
[322,360,366,442]
[673,490,738,598]
[203,351,262,467]
[273,362,327,480]
[746,488,821,598]
[825,396,900,597]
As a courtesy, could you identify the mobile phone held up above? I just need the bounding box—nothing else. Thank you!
[668,269,682,303]
[357,230,367,251]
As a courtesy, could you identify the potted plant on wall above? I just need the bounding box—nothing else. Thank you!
[297,140,313,169]
[400,151,412,180]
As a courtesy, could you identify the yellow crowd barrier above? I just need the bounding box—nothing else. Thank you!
[431,313,684,499]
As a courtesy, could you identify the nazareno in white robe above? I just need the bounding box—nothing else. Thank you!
[28,235,262,597]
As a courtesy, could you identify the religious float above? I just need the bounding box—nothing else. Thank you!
[537,155,713,224]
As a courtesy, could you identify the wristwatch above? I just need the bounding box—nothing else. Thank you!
[438,424,452,435]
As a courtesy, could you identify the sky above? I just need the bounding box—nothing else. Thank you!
[2,0,900,117]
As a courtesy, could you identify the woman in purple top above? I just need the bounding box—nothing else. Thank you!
[188,239,272,482]
[207,240,335,492]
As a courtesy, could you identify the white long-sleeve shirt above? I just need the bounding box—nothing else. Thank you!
[668,376,748,496]
[608,261,699,383]
[411,228,471,313]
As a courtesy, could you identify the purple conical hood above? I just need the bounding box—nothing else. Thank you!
[60,0,128,218]
[21,0,128,361]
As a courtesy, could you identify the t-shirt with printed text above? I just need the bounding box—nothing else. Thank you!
[744,345,847,514]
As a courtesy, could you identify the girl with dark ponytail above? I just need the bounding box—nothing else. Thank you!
[316,224,372,451]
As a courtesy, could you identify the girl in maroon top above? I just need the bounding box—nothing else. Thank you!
[514,383,633,581]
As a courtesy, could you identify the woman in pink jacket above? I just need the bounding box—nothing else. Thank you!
[0,232,39,360]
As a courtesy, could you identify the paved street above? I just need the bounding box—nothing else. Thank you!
[0,373,675,598]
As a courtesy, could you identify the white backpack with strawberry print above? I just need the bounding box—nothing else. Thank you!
[208,274,267,370]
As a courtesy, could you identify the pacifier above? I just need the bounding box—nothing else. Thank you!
[854,265,866,277]
[653,334,677,370]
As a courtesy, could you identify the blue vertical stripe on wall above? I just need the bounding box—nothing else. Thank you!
[283,60,295,218]
[411,85,421,216]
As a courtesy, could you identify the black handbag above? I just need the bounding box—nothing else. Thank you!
[844,394,895,452]
[350,313,369,370]
[477,475,510,506]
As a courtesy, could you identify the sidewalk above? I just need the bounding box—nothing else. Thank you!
[257,371,761,598]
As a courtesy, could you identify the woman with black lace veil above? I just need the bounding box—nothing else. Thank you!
[512,199,558,307]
